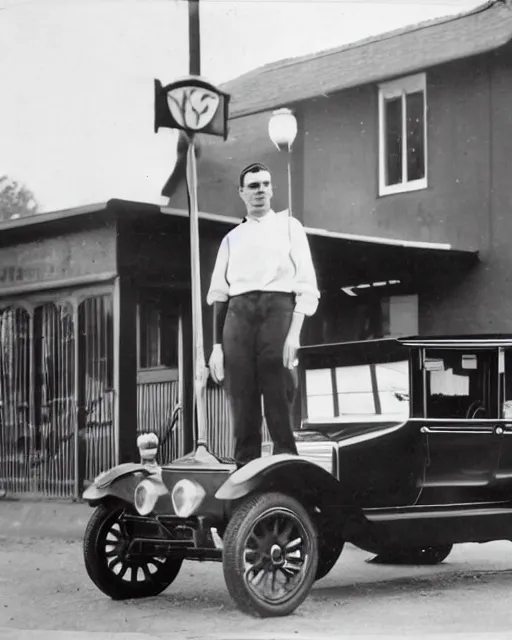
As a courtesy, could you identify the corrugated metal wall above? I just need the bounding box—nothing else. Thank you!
[205,386,232,458]
[135,384,272,463]
[137,380,184,464]
[205,387,272,459]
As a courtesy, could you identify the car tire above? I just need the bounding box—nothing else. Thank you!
[222,491,319,617]
[315,540,344,581]
[372,544,453,565]
[83,500,183,600]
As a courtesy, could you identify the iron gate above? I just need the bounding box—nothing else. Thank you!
[0,296,271,498]
[0,294,115,498]
[0,306,32,493]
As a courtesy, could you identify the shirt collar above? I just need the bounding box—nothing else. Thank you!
[245,209,276,223]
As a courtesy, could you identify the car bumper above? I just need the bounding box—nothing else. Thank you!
[122,511,223,561]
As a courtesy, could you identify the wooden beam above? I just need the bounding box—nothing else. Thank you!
[113,276,138,463]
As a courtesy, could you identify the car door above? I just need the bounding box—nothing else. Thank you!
[418,348,501,504]
[494,347,512,492]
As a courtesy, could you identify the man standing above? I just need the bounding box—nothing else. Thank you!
[207,162,320,467]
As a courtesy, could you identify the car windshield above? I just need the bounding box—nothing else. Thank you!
[304,358,409,423]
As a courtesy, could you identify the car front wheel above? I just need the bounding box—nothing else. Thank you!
[83,500,183,599]
[222,492,319,617]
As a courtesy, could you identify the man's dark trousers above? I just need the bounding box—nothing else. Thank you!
[223,291,298,466]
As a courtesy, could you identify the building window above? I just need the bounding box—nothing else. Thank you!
[137,299,179,370]
[381,294,419,338]
[378,73,427,196]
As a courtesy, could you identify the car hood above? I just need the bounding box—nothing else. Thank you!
[296,420,406,443]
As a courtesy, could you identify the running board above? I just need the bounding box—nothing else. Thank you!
[365,504,512,522]
[353,503,512,548]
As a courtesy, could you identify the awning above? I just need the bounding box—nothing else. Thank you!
[163,206,480,296]
[302,225,479,295]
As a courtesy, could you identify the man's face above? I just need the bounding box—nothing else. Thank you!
[239,169,273,216]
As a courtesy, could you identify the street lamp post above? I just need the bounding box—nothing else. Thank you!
[268,108,298,217]
[155,14,230,460]
[268,108,301,420]
[187,0,201,76]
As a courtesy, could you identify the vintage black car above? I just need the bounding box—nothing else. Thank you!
[82,334,512,617]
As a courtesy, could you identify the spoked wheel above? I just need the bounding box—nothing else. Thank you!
[222,492,318,618]
[372,544,453,565]
[83,500,183,599]
[315,539,344,581]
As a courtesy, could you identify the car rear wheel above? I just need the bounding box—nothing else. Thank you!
[315,539,344,581]
[83,500,183,600]
[372,544,453,565]
[222,492,319,617]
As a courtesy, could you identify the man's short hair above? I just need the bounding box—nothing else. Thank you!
[239,162,270,188]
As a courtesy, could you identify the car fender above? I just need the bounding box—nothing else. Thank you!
[82,462,153,505]
[215,453,351,506]
[215,454,368,542]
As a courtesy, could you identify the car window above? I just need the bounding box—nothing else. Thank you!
[304,360,409,422]
[424,349,493,420]
[500,348,512,419]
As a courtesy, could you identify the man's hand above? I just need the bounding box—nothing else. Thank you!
[208,343,224,384]
[283,332,300,370]
[283,311,305,370]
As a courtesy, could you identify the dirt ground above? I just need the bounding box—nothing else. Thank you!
[1,536,512,640]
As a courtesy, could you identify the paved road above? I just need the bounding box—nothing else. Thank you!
[1,534,512,640]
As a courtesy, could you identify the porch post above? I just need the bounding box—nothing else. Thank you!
[113,276,138,464]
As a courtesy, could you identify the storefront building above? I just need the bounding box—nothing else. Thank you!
[0,199,476,498]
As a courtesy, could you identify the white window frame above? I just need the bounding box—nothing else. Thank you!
[136,301,179,379]
[378,73,428,197]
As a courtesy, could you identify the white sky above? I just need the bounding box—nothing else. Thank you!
[0,0,481,212]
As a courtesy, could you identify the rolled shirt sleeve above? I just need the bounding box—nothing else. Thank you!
[289,218,320,316]
[206,236,230,305]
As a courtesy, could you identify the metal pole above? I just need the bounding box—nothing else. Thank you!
[188,0,201,76]
[188,0,202,452]
[184,0,218,461]
[186,136,209,452]
[287,149,293,217]
[286,147,299,396]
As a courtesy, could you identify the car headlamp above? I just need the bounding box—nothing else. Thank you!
[171,479,206,518]
[134,479,159,516]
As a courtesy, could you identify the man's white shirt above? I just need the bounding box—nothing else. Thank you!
[206,209,320,316]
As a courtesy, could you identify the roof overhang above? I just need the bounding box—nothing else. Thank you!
[303,224,478,291]
[0,200,479,296]
[163,206,479,294]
